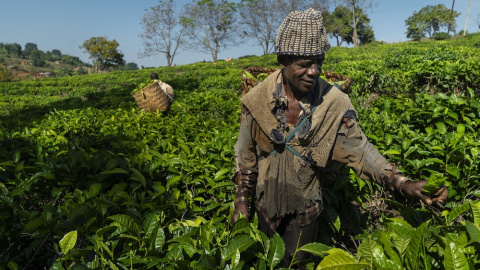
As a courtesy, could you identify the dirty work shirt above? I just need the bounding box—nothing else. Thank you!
[153,79,174,101]
[234,70,396,231]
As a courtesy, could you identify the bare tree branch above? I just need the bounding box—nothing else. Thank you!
[180,0,240,62]
[139,0,186,67]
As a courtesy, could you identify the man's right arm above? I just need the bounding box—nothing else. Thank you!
[232,105,258,223]
[331,109,447,204]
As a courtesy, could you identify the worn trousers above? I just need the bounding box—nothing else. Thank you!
[256,209,320,269]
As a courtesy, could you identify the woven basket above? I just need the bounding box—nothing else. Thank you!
[322,70,353,93]
[133,82,171,112]
[241,67,278,96]
[241,67,352,96]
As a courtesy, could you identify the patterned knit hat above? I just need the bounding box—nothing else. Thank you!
[275,8,330,56]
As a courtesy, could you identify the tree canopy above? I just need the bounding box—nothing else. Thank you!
[324,5,374,47]
[3,43,22,57]
[80,37,125,71]
[139,0,185,67]
[238,0,278,55]
[237,0,329,55]
[405,4,460,40]
[332,0,376,47]
[180,0,240,62]
[23,42,38,59]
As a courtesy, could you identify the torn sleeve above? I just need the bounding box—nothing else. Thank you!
[331,110,405,189]
[232,105,259,201]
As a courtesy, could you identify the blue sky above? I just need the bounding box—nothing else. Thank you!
[1,0,478,67]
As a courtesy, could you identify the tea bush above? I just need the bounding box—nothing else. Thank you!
[1,35,479,269]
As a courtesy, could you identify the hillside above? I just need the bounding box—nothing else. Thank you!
[0,35,479,269]
[1,54,93,79]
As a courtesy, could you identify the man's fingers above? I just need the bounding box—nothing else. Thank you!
[434,185,447,196]
[422,195,433,206]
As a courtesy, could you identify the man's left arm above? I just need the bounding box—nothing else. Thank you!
[331,110,447,205]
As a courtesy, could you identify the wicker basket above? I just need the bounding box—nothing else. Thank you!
[133,82,171,112]
[241,67,278,96]
[322,70,353,93]
[241,67,352,96]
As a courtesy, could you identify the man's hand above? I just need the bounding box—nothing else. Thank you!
[402,180,448,205]
[232,203,249,223]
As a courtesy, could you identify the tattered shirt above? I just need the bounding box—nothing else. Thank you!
[234,70,398,231]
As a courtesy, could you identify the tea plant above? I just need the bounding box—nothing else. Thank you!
[1,34,480,269]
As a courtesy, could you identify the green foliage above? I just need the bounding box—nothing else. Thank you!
[433,31,451,40]
[80,36,126,70]
[325,5,375,47]
[355,91,480,203]
[0,65,14,82]
[323,35,480,94]
[59,231,78,255]
[0,37,479,269]
[405,4,460,39]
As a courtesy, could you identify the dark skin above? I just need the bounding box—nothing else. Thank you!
[403,180,448,205]
[232,54,447,223]
[280,55,324,125]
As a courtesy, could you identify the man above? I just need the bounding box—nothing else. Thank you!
[150,72,174,103]
[232,8,447,268]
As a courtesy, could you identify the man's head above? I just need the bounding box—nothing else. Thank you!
[275,8,330,57]
[275,8,330,95]
[150,73,159,80]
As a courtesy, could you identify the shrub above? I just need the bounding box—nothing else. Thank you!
[433,32,451,40]
[0,65,13,82]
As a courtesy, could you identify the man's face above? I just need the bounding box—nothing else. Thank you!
[281,55,325,95]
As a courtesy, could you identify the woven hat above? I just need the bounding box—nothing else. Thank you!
[275,8,330,56]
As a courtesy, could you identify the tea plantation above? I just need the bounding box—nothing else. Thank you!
[1,34,479,269]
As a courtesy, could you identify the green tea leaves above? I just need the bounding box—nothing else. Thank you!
[423,173,447,194]
[59,230,77,255]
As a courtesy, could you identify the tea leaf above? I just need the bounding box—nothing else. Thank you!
[423,173,447,194]
[317,248,368,269]
[444,238,469,270]
[267,233,285,269]
[222,234,254,261]
[108,214,140,236]
[299,242,331,258]
[465,221,480,245]
[59,230,77,255]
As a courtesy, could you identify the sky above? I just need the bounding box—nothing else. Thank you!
[1,0,478,68]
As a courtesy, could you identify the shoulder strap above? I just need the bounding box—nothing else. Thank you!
[285,83,332,144]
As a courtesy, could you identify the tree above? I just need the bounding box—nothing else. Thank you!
[324,6,352,46]
[238,0,329,55]
[324,5,374,46]
[181,0,240,62]
[23,42,38,58]
[30,49,46,67]
[333,0,376,47]
[4,43,22,57]
[139,0,185,67]
[405,4,460,40]
[120,62,139,71]
[0,65,14,82]
[238,0,278,55]
[61,55,86,66]
[52,49,62,57]
[80,37,125,71]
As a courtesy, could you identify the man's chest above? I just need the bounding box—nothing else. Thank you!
[284,99,302,126]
